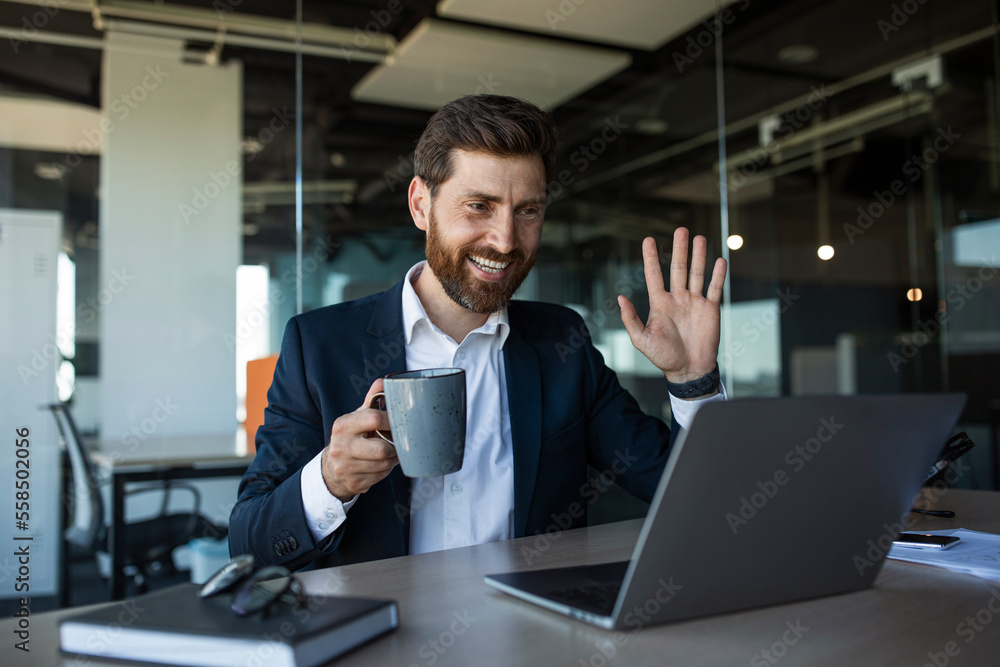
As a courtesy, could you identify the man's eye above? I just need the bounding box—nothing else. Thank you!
[469,203,487,211]
[519,208,540,217]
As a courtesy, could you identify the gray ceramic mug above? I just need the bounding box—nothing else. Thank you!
[368,368,466,478]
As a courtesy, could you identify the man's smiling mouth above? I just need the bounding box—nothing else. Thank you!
[468,255,511,274]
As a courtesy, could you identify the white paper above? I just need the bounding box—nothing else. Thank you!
[888,529,1000,582]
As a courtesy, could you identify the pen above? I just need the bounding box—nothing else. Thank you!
[910,508,956,518]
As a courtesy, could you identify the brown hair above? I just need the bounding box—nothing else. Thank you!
[413,95,558,195]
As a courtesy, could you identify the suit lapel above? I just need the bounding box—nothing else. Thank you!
[361,280,411,554]
[503,321,542,538]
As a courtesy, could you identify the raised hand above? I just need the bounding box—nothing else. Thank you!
[618,228,727,383]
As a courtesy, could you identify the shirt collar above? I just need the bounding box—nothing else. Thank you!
[401,261,510,347]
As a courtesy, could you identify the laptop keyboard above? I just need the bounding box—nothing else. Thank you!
[544,580,622,616]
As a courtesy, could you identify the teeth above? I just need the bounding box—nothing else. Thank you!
[469,255,511,273]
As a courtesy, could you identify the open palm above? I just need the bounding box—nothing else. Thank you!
[618,229,727,384]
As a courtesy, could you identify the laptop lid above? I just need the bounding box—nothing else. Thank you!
[488,394,966,629]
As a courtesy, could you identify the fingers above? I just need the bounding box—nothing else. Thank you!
[350,435,396,462]
[706,257,728,304]
[617,295,645,344]
[669,227,689,293]
[360,377,385,410]
[641,237,666,301]
[324,408,398,500]
[688,234,707,295]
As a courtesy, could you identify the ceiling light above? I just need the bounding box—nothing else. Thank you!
[907,288,923,302]
[34,162,68,180]
[777,44,819,65]
[242,137,265,155]
[635,118,668,135]
[727,235,744,250]
[330,152,346,167]
[817,245,834,261]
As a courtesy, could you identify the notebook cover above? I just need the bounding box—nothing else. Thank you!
[59,583,398,665]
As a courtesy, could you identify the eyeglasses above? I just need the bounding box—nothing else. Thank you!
[199,554,306,617]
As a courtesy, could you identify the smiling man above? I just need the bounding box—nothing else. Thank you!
[229,95,728,569]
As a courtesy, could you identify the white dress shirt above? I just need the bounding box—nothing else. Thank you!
[299,261,725,552]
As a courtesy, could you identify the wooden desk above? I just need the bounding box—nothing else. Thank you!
[7,489,999,666]
[88,432,254,600]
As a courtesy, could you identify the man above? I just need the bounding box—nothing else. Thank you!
[229,95,727,570]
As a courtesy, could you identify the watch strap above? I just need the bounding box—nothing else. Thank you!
[666,365,720,399]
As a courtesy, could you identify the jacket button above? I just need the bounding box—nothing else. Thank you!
[288,537,298,550]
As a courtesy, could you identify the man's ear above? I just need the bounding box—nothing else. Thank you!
[409,176,430,231]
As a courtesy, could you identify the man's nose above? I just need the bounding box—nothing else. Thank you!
[487,210,517,255]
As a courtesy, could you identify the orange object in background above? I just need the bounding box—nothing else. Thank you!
[245,354,279,455]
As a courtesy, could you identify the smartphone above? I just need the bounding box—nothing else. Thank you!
[892,533,961,550]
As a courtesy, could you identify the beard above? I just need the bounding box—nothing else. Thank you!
[424,208,537,314]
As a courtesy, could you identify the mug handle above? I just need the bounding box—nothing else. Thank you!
[368,392,394,445]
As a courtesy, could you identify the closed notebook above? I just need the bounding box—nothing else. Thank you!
[59,583,398,667]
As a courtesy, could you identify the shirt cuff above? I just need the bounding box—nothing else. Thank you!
[668,381,727,431]
[300,451,357,542]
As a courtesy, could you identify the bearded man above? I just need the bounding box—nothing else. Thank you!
[229,95,728,569]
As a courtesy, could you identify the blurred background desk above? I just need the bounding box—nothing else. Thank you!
[88,432,253,600]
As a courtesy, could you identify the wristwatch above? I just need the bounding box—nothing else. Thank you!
[666,365,721,399]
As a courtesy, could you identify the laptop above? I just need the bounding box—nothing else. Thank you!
[485,394,966,629]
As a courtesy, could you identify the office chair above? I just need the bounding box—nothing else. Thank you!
[245,354,279,455]
[49,403,227,595]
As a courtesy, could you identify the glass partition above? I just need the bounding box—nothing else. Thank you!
[3,0,997,493]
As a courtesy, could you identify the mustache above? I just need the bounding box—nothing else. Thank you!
[463,246,524,264]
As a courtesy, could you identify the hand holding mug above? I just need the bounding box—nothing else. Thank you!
[321,379,399,502]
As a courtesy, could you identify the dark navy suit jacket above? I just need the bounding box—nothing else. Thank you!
[229,278,678,571]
